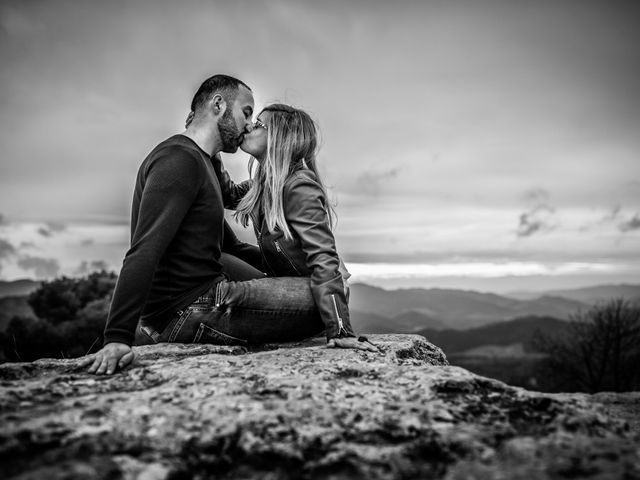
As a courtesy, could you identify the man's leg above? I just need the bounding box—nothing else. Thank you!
[155,277,324,345]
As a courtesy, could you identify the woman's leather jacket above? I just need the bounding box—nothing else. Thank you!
[213,155,355,341]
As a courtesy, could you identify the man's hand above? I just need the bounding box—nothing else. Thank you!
[327,336,379,352]
[78,342,134,375]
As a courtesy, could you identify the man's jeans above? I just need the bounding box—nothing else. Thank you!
[138,276,325,346]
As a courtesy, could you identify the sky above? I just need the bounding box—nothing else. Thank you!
[0,0,639,292]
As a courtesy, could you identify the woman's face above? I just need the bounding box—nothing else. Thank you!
[240,113,268,159]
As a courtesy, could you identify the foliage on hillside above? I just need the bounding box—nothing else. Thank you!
[0,271,116,362]
[448,299,640,394]
[0,296,36,331]
[533,298,640,393]
[417,316,570,353]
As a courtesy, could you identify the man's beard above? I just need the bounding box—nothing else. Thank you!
[218,109,242,153]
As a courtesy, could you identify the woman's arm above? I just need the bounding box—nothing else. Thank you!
[211,153,252,209]
[284,174,357,341]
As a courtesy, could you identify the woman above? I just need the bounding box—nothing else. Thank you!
[219,103,374,351]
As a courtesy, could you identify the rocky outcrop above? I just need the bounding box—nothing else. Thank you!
[0,334,638,479]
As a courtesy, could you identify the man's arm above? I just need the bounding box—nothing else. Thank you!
[80,342,134,375]
[80,151,202,374]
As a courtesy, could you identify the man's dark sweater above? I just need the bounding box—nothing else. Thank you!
[104,135,225,346]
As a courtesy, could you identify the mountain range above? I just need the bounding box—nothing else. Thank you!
[0,280,41,298]
[506,284,640,303]
[1,279,639,347]
[415,316,569,353]
[348,282,640,333]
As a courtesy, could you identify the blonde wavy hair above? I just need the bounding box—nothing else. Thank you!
[235,104,334,240]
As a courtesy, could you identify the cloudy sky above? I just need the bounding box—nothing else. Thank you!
[1,0,639,292]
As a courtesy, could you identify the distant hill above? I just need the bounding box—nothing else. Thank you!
[350,310,395,334]
[453,342,547,358]
[392,310,445,331]
[506,284,640,304]
[510,295,591,319]
[351,309,444,334]
[0,280,40,298]
[415,316,569,354]
[349,283,586,329]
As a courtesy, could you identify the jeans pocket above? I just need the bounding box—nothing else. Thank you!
[138,324,160,343]
[166,309,193,342]
[194,322,248,346]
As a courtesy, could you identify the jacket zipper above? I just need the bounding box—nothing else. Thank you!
[258,231,275,274]
[251,212,275,275]
[331,294,346,336]
[274,240,302,275]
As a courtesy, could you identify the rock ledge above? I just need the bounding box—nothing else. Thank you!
[0,334,638,479]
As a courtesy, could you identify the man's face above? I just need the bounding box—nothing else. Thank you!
[218,85,254,153]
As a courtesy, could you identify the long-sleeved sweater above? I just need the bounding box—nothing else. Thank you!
[103,135,225,346]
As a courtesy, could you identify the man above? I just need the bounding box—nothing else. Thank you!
[81,74,376,376]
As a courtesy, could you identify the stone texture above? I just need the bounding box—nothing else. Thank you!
[0,334,638,479]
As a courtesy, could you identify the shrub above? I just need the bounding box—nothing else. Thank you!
[1,271,116,362]
[533,298,640,392]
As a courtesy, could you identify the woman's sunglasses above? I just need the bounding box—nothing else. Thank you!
[253,119,267,130]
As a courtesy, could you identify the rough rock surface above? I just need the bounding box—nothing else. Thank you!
[0,334,638,479]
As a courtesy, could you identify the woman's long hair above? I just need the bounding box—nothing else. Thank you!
[235,104,334,240]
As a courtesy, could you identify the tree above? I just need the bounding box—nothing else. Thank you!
[74,271,117,307]
[1,270,116,362]
[27,271,117,325]
[533,298,640,393]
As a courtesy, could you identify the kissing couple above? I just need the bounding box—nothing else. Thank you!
[81,74,377,376]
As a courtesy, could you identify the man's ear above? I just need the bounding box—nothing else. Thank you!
[210,94,226,116]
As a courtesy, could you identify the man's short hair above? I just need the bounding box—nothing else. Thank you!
[190,74,251,114]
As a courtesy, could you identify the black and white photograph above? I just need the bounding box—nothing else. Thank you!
[1,0,639,478]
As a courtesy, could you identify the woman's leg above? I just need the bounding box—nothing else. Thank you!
[217,277,325,343]
[221,220,264,272]
[220,252,265,281]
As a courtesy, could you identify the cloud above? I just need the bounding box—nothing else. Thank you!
[74,260,109,275]
[0,238,17,274]
[602,205,622,222]
[46,221,66,232]
[619,213,640,233]
[37,221,67,238]
[517,189,556,238]
[17,255,60,279]
[580,204,623,231]
[355,167,402,197]
[0,238,16,259]
[0,4,43,38]
[517,213,543,237]
[522,188,550,204]
[0,213,9,226]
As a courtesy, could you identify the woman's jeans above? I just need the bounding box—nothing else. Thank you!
[137,255,325,346]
